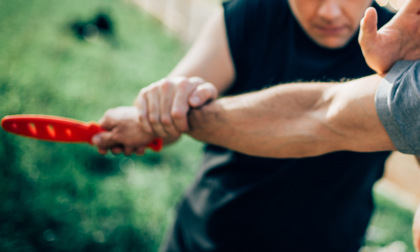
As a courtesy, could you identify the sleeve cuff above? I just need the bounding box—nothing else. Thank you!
[383,60,415,83]
[375,60,420,154]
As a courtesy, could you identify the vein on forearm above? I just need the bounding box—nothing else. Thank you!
[187,75,394,158]
[188,82,336,157]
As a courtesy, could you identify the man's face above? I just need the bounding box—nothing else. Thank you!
[288,0,374,49]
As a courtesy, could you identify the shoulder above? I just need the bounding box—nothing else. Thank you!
[376,61,420,155]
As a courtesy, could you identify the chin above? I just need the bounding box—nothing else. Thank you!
[311,32,355,49]
[315,38,350,49]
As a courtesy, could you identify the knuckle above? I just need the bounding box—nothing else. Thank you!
[110,134,120,144]
[198,87,212,98]
[104,108,114,117]
[148,114,159,124]
[124,141,134,147]
[138,91,146,101]
[159,78,169,84]
[161,115,173,126]
[138,112,146,121]
[189,76,204,84]
[149,85,159,93]
[177,79,190,90]
[141,122,152,133]
[97,142,106,149]
[204,83,218,98]
[140,86,151,95]
[137,94,147,104]
[171,108,186,119]
[174,76,187,83]
[160,80,173,92]
[158,131,168,138]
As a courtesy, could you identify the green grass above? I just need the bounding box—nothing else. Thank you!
[0,0,416,251]
[0,0,202,251]
[366,192,415,251]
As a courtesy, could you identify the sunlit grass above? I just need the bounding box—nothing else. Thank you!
[0,0,202,251]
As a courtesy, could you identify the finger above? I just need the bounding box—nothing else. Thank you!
[137,94,153,134]
[359,7,377,46]
[111,146,123,155]
[189,82,218,107]
[137,92,153,134]
[99,109,116,131]
[171,78,202,132]
[97,147,108,155]
[91,132,119,149]
[146,90,167,138]
[159,81,179,137]
[135,147,146,156]
[124,146,134,156]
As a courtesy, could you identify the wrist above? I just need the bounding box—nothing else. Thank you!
[188,99,226,143]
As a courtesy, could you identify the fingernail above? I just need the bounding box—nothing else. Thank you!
[190,96,201,106]
[92,135,100,145]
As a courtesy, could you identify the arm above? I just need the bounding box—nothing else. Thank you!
[166,6,234,90]
[132,6,233,141]
[188,74,395,158]
[95,0,420,156]
[184,0,420,158]
[95,7,234,155]
[359,5,420,249]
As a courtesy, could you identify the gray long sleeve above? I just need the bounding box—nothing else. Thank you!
[375,60,420,155]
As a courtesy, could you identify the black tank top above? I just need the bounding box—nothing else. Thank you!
[177,0,394,251]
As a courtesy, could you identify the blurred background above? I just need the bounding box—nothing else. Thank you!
[0,0,418,251]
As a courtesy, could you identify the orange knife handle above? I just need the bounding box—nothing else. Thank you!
[147,138,163,152]
[86,122,163,151]
[1,115,163,152]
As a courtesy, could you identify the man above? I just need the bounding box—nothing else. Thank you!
[93,0,420,251]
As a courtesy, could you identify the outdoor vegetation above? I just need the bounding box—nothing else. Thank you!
[0,0,415,251]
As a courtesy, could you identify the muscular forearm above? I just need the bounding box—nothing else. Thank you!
[188,83,334,157]
[188,75,395,158]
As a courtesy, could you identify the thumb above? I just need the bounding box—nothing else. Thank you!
[188,82,218,108]
[359,7,378,46]
[92,131,118,149]
[98,109,116,131]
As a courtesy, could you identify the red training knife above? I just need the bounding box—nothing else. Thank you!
[1,115,163,152]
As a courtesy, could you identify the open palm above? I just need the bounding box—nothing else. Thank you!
[358,0,420,74]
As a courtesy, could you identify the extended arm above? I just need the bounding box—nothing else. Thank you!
[95,7,234,155]
[95,0,419,157]
[134,6,234,136]
[188,74,394,158]
[133,6,233,142]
